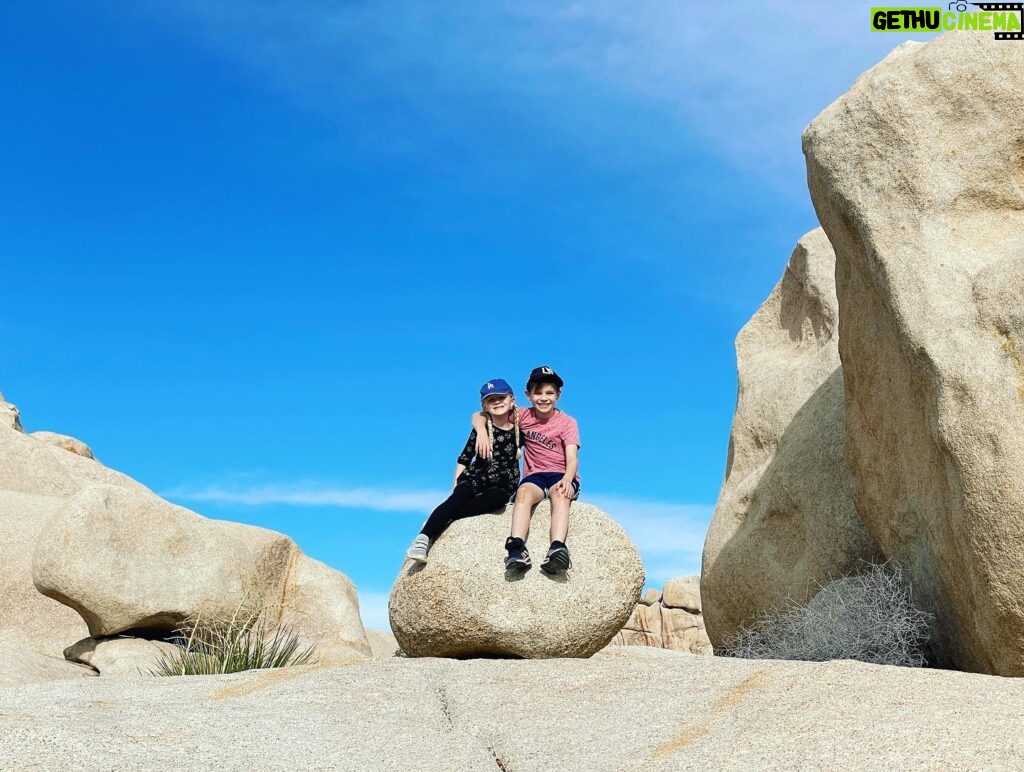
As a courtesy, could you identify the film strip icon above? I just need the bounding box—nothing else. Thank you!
[972,2,1024,38]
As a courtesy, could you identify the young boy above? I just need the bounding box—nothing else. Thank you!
[474,365,580,574]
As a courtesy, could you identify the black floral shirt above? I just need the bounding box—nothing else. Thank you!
[456,426,522,498]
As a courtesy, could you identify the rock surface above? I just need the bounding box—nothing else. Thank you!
[608,575,712,654]
[366,629,401,658]
[33,484,371,663]
[64,637,180,678]
[702,229,881,647]
[0,399,140,658]
[0,644,95,688]
[804,33,1024,674]
[641,588,663,606]
[3,649,1024,769]
[389,502,643,658]
[663,575,701,613]
[0,398,23,432]
[31,431,95,459]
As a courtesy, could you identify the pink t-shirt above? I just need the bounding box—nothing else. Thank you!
[518,407,581,481]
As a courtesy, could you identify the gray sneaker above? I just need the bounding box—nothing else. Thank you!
[406,534,430,563]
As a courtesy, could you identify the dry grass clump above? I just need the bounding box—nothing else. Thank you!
[152,602,317,677]
[720,562,932,667]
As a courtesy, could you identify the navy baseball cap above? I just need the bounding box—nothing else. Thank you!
[527,366,564,389]
[480,379,514,399]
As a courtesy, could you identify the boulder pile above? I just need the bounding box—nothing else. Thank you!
[606,575,712,655]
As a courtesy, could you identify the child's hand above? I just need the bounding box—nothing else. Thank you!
[554,476,574,498]
[475,433,492,460]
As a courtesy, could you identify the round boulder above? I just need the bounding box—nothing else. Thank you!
[64,636,180,678]
[31,432,95,459]
[389,502,644,658]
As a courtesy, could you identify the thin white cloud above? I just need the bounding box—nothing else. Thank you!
[167,478,712,586]
[164,482,446,513]
[588,493,711,584]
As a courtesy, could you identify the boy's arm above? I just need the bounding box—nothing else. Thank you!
[471,412,490,459]
[555,444,579,497]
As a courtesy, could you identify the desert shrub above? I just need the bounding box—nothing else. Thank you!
[720,562,932,667]
[151,605,317,677]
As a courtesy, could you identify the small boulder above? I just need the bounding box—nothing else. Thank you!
[663,576,701,613]
[389,502,643,658]
[640,588,663,606]
[31,431,94,459]
[64,637,180,678]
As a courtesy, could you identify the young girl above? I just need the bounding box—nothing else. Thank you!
[405,378,522,563]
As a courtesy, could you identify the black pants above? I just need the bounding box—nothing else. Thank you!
[420,483,510,540]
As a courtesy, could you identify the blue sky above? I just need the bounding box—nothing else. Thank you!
[2,2,933,629]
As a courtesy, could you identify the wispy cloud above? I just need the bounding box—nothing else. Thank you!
[588,494,711,584]
[151,1,935,193]
[168,478,713,587]
[164,482,446,513]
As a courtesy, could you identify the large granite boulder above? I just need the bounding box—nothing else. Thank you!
[701,229,881,647]
[804,33,1024,674]
[1,393,373,672]
[389,502,643,658]
[33,484,371,663]
[0,400,137,658]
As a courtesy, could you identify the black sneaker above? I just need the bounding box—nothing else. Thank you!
[540,543,572,574]
[504,537,532,570]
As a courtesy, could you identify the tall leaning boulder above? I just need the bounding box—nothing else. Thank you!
[390,502,643,658]
[804,33,1024,674]
[702,229,881,647]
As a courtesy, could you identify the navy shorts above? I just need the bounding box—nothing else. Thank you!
[519,472,580,500]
